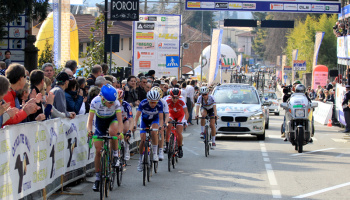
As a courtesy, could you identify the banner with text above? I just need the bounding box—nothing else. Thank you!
[0,115,95,200]
[132,14,181,78]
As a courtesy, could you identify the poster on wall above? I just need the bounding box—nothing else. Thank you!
[132,14,181,78]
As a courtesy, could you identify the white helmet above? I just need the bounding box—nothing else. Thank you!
[147,90,161,101]
[199,86,209,94]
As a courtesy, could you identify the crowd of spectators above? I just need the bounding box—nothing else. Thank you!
[306,79,335,104]
[0,61,204,128]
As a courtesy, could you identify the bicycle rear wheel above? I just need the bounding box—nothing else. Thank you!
[117,145,124,187]
[100,151,106,200]
[172,139,177,169]
[109,152,115,191]
[148,142,153,181]
[204,126,209,157]
[143,141,148,186]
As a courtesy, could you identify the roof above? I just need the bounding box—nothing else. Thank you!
[182,24,211,43]
[236,32,256,37]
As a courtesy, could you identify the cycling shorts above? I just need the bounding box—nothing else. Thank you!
[201,107,215,117]
[140,117,160,134]
[169,114,186,125]
[95,116,118,136]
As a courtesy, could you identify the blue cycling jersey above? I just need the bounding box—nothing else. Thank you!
[121,101,133,120]
[137,99,164,120]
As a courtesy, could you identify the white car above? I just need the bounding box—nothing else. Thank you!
[213,84,268,140]
[263,91,281,115]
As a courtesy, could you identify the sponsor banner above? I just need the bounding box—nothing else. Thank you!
[335,84,346,125]
[187,1,200,8]
[215,2,228,9]
[313,101,333,125]
[133,14,181,78]
[229,3,242,9]
[313,31,325,68]
[270,3,283,10]
[312,4,325,11]
[208,29,223,85]
[9,39,25,50]
[135,32,154,40]
[284,4,298,11]
[283,66,292,72]
[136,42,155,50]
[243,3,256,9]
[326,5,339,12]
[0,115,94,200]
[201,2,215,8]
[8,27,25,38]
[298,4,311,11]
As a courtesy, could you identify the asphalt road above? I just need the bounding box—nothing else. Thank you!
[49,114,350,200]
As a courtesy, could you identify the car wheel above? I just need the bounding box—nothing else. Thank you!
[257,130,265,140]
[265,119,269,129]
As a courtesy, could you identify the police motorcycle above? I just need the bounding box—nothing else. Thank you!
[280,85,318,153]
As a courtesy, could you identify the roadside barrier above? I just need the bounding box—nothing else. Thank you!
[0,114,141,199]
[313,101,333,125]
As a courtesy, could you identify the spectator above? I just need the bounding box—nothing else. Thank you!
[104,75,118,88]
[3,50,11,68]
[186,80,195,125]
[137,76,147,101]
[170,77,177,88]
[326,89,335,103]
[44,76,52,95]
[121,79,127,88]
[2,63,39,126]
[50,72,76,119]
[180,82,187,99]
[309,89,317,100]
[77,77,88,114]
[0,76,18,127]
[146,70,155,78]
[28,69,47,122]
[326,79,333,91]
[161,83,169,96]
[17,82,30,106]
[101,63,109,75]
[124,76,139,107]
[115,79,121,89]
[137,72,144,78]
[145,82,151,93]
[65,60,78,74]
[86,64,102,87]
[65,79,83,115]
[95,76,106,88]
[63,68,74,78]
[136,77,140,88]
[87,86,100,107]
[42,63,56,87]
[0,61,6,76]
[317,89,325,101]
[323,89,329,103]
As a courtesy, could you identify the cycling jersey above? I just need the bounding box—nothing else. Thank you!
[121,101,133,122]
[160,98,169,114]
[196,95,216,110]
[138,99,164,133]
[165,96,187,117]
[90,96,121,136]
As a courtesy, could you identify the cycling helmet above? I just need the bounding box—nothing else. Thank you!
[147,90,161,101]
[199,86,209,94]
[117,89,124,100]
[293,80,302,85]
[295,84,306,93]
[151,86,163,97]
[170,88,181,97]
[100,84,117,102]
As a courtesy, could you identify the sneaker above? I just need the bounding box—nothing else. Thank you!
[153,153,159,161]
[281,133,285,138]
[178,149,183,158]
[137,160,143,172]
[125,144,130,161]
[200,132,204,139]
[159,151,164,161]
[211,143,216,150]
[114,157,120,167]
[92,180,100,192]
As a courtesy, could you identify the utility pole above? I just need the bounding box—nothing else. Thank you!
[104,0,108,63]
[200,11,203,82]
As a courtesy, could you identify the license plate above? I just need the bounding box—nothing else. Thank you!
[228,122,240,127]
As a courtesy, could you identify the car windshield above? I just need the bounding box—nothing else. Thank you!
[213,87,259,104]
[264,93,277,99]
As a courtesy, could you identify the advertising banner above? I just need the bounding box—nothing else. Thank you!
[313,101,333,125]
[208,29,223,85]
[336,84,346,125]
[0,115,95,200]
[185,0,340,13]
[293,60,306,71]
[312,65,328,89]
[133,14,181,78]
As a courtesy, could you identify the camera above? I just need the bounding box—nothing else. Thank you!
[282,85,292,94]
[333,25,338,30]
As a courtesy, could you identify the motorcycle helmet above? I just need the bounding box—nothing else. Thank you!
[295,84,306,93]
[293,80,302,85]
[100,84,117,102]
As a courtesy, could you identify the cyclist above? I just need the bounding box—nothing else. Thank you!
[87,84,123,192]
[165,88,189,158]
[134,90,164,172]
[117,89,134,160]
[195,86,217,149]
[151,86,169,161]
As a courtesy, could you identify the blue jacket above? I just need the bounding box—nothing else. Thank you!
[65,91,83,114]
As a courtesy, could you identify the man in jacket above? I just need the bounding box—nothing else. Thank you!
[342,85,350,133]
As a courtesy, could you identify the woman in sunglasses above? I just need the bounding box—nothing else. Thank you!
[87,84,123,192]
[195,86,217,149]
[133,90,164,172]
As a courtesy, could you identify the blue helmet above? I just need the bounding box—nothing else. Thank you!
[100,84,117,102]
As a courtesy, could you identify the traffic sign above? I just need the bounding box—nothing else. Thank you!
[284,75,288,79]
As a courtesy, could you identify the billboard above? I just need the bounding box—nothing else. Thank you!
[185,0,340,13]
[133,14,181,77]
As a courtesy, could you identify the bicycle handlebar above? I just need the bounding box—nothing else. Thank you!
[168,120,184,125]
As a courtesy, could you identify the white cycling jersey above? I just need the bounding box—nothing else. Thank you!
[196,95,216,110]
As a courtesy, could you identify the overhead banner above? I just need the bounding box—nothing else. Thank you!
[208,29,223,85]
[0,115,95,200]
[185,0,340,13]
[132,14,181,78]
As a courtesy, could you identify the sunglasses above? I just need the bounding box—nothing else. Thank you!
[172,96,179,99]
[148,100,159,104]
[102,99,115,104]
[202,94,208,96]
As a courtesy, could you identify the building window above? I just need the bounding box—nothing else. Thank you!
[121,38,123,50]
[79,43,84,55]
[129,38,132,50]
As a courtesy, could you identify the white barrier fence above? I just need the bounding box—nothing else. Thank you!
[313,101,333,125]
[0,115,95,199]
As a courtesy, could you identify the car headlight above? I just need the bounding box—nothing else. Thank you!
[295,109,305,117]
[249,112,264,120]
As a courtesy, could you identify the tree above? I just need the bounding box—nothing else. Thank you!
[187,11,216,36]
[0,0,49,39]
[38,39,54,67]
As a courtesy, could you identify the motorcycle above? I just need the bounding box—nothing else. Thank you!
[280,93,318,153]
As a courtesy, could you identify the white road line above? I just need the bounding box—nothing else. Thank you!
[290,148,336,157]
[272,190,282,198]
[332,138,348,143]
[336,153,344,158]
[265,163,278,186]
[293,182,350,198]
[263,157,270,162]
[262,152,269,157]
[183,146,199,156]
[261,147,267,153]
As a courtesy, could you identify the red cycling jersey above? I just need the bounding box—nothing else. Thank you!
[165,96,187,119]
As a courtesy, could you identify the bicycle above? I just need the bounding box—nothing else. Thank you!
[115,139,126,187]
[89,133,119,200]
[167,120,183,172]
[138,127,158,186]
[197,116,216,157]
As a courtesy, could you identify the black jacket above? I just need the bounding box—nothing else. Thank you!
[342,90,350,111]
[137,86,147,102]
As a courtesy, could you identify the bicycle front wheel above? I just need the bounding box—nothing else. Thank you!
[117,145,124,186]
[143,141,148,186]
[100,151,106,200]
[168,134,174,172]
[204,126,209,157]
[109,152,115,191]
[148,142,153,181]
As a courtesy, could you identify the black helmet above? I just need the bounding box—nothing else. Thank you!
[295,84,306,93]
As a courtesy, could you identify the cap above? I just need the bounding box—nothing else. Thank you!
[56,72,70,83]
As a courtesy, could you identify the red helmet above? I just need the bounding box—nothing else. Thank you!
[170,88,181,97]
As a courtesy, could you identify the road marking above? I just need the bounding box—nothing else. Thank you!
[272,190,282,198]
[290,148,336,156]
[263,157,270,162]
[332,138,348,143]
[262,152,269,157]
[261,147,267,153]
[336,153,344,157]
[183,146,199,156]
[293,181,350,198]
[265,163,278,186]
